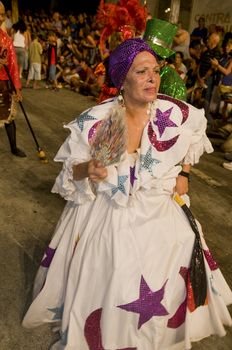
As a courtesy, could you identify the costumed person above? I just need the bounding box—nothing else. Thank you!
[94,0,147,102]
[96,0,147,61]
[22,38,232,349]
[143,18,187,101]
[0,1,26,157]
[93,57,118,103]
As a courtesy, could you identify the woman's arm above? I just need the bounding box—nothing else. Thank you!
[211,58,232,76]
[175,164,191,195]
[173,29,188,45]
[73,160,108,182]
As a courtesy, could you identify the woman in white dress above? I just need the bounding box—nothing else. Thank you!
[22,38,232,349]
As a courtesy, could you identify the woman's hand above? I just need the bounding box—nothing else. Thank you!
[88,160,108,183]
[210,58,219,68]
[72,160,108,182]
[174,175,189,196]
[13,89,22,102]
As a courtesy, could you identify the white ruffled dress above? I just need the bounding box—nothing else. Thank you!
[22,95,232,350]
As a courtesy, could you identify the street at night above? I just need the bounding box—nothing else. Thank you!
[0,86,231,349]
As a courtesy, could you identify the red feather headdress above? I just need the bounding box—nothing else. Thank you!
[96,0,147,55]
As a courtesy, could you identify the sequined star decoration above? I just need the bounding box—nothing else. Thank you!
[76,110,96,132]
[118,276,169,329]
[139,146,160,174]
[154,107,177,137]
[130,166,137,187]
[111,175,128,196]
[158,94,189,125]
[40,246,56,268]
[48,304,64,320]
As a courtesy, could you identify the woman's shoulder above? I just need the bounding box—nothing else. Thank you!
[66,98,117,130]
[157,93,205,120]
[83,97,116,117]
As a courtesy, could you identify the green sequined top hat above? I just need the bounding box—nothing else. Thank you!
[143,18,178,59]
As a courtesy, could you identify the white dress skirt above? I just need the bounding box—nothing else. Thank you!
[22,97,232,349]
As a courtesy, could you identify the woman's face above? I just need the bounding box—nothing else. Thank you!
[123,51,160,105]
[226,42,232,54]
[175,53,182,64]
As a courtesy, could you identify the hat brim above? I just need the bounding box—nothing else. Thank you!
[146,41,175,59]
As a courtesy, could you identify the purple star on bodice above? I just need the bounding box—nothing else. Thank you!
[154,107,177,137]
[130,166,137,187]
[118,276,168,329]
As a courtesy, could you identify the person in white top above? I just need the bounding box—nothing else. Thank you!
[12,19,27,78]
[174,51,188,80]
[172,22,190,60]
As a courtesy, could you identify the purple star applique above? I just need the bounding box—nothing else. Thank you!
[154,107,177,137]
[41,246,56,268]
[118,276,169,329]
[130,166,137,187]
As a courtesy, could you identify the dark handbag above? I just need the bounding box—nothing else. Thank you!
[174,193,207,309]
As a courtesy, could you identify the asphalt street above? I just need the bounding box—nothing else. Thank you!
[0,85,231,349]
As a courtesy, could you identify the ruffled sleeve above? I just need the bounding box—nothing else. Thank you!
[183,108,213,165]
[51,120,96,205]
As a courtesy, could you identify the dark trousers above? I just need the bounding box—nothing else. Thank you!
[5,120,18,153]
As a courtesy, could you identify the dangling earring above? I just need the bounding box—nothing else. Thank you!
[117,88,125,108]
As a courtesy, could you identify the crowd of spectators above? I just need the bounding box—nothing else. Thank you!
[2,9,232,163]
[4,10,105,96]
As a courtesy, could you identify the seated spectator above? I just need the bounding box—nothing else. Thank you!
[59,56,82,89]
[52,12,62,34]
[174,51,187,80]
[78,59,100,97]
[81,27,98,66]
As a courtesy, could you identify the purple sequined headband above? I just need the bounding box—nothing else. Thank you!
[108,38,157,90]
